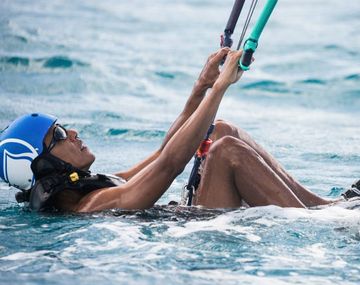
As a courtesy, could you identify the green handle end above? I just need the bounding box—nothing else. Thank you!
[239,61,250,71]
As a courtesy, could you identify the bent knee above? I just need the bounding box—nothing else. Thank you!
[213,120,237,140]
[209,135,255,162]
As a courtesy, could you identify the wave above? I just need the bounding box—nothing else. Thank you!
[155,71,176,79]
[41,56,88,68]
[299,78,327,85]
[2,34,28,43]
[107,128,166,140]
[299,73,360,84]
[324,44,358,56]
[242,80,289,93]
[91,111,124,120]
[0,56,30,66]
[344,73,360,81]
[300,153,360,163]
[0,55,88,69]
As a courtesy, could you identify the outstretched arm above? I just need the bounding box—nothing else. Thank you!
[76,50,244,212]
[115,48,230,180]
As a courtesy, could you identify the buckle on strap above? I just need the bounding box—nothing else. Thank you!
[69,172,80,183]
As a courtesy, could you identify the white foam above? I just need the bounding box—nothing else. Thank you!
[235,204,360,225]
[167,213,261,243]
[1,250,53,261]
[56,228,88,239]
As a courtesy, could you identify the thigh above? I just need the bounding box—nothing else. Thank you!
[211,120,327,207]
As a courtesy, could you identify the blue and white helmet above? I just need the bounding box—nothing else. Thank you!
[0,113,57,190]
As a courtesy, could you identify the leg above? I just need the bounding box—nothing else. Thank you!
[210,120,330,206]
[195,136,306,208]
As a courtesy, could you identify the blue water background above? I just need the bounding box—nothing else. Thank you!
[0,0,360,284]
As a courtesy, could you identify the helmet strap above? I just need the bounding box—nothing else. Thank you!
[31,152,89,180]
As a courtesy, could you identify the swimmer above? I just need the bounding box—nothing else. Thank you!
[0,48,357,212]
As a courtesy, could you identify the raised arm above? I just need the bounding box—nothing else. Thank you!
[76,50,243,212]
[115,48,230,180]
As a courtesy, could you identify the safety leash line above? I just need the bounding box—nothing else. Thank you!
[237,0,259,50]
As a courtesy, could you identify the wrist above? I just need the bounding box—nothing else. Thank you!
[193,80,210,93]
[213,80,230,92]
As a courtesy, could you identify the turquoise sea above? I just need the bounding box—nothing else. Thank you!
[0,0,360,284]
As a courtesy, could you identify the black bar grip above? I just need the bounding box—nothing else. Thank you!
[241,49,254,68]
[225,0,245,34]
[206,124,215,139]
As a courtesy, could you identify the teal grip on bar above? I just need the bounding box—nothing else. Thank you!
[239,38,258,70]
[249,0,277,42]
[239,0,278,70]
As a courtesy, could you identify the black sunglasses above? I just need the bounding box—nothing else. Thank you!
[44,124,68,152]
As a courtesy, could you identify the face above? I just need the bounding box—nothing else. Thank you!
[43,124,95,170]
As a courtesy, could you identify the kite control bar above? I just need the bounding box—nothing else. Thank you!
[183,0,278,206]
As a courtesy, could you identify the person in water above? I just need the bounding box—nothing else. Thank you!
[0,48,358,212]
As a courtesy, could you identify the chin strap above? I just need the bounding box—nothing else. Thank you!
[31,152,89,180]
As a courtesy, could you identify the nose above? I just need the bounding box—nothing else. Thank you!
[67,129,79,142]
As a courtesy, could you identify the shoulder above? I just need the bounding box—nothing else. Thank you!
[54,174,127,213]
[74,185,127,213]
[53,189,86,212]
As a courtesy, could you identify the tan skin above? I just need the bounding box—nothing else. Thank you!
[45,48,334,212]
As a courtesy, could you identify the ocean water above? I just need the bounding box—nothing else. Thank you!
[0,0,360,284]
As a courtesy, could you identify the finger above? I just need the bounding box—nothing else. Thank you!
[226,50,243,68]
[211,47,231,63]
[223,50,240,66]
[227,50,239,60]
[222,50,235,65]
[209,47,228,58]
[208,51,218,60]
[233,50,243,60]
[217,47,230,53]
[220,47,231,52]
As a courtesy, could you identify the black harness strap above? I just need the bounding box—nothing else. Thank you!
[15,153,124,212]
